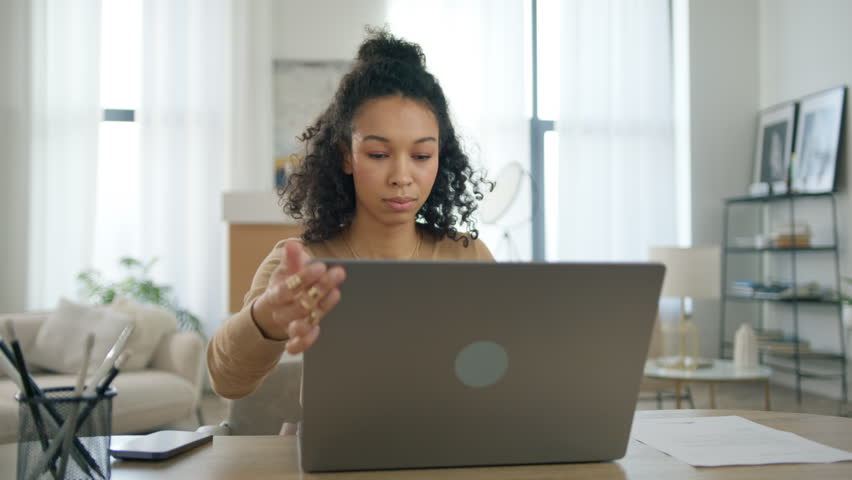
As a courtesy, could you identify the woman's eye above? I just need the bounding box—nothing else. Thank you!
[367,153,389,159]
[413,154,432,161]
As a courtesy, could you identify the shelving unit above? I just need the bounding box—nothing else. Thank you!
[719,192,847,412]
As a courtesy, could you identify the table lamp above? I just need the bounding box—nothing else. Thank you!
[648,246,721,370]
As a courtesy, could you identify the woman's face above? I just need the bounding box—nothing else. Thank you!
[344,95,440,227]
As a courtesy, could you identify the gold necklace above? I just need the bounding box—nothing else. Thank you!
[344,228,422,260]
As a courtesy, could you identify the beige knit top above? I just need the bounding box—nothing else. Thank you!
[207,228,494,399]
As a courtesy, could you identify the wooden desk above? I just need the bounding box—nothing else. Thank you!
[3,410,851,479]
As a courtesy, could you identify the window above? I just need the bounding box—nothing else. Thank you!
[93,0,143,278]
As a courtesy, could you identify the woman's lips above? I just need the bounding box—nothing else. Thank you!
[384,197,416,211]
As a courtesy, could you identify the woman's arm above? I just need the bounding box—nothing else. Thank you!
[206,241,290,399]
[207,240,345,399]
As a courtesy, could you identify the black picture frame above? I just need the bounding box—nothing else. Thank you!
[752,102,797,195]
[791,86,847,193]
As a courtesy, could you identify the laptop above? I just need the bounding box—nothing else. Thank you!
[299,261,664,472]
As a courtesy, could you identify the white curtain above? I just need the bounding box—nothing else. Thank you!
[229,0,276,191]
[556,0,677,261]
[131,0,231,333]
[387,0,531,260]
[28,0,102,309]
[0,0,32,313]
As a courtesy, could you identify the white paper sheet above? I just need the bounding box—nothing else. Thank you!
[631,415,852,467]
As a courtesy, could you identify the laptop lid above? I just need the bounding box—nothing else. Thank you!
[300,261,664,472]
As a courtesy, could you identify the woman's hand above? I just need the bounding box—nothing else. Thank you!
[252,241,346,354]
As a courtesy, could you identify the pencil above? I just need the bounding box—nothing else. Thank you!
[3,321,59,478]
[56,333,94,479]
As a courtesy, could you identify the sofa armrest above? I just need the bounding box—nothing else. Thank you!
[0,312,50,378]
[196,421,232,436]
[150,331,205,401]
[0,312,50,352]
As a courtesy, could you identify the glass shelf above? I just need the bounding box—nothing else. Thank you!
[725,294,841,305]
[762,361,846,379]
[725,246,837,252]
[722,342,845,361]
[720,191,847,407]
[725,192,835,204]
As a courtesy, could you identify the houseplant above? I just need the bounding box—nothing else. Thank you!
[77,257,203,335]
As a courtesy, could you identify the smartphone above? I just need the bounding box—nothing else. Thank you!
[109,430,213,461]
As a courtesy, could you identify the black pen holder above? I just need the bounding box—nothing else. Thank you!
[16,386,116,480]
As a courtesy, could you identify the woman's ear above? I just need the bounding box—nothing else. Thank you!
[339,140,353,175]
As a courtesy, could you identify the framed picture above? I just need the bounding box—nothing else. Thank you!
[752,102,797,195]
[273,60,352,186]
[791,86,847,193]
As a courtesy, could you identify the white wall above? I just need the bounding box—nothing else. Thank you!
[0,0,30,313]
[270,0,387,61]
[687,0,761,358]
[228,0,388,192]
[760,0,852,271]
[759,0,852,400]
[689,0,761,245]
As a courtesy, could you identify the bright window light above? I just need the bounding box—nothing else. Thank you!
[536,0,561,120]
[100,0,142,109]
[94,0,143,278]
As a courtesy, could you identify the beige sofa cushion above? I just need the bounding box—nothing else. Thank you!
[28,298,132,374]
[108,296,178,370]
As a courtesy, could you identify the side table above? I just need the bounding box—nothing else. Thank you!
[644,359,772,409]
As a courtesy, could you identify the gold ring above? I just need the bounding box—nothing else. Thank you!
[308,311,320,327]
[307,286,322,300]
[299,296,313,311]
[285,275,303,291]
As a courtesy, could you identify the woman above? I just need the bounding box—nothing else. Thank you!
[208,29,494,400]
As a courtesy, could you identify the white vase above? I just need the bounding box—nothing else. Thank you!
[734,323,758,370]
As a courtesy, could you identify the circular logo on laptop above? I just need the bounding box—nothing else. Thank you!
[454,341,508,388]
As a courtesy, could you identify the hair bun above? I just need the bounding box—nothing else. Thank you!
[356,28,425,69]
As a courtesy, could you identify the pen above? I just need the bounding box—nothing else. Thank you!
[0,337,16,365]
[0,343,24,389]
[56,333,94,480]
[99,350,131,393]
[72,351,132,434]
[3,321,59,478]
[85,323,135,393]
[1,337,102,478]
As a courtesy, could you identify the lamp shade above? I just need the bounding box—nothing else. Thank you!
[647,246,721,299]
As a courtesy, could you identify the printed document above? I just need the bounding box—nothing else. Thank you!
[632,416,852,467]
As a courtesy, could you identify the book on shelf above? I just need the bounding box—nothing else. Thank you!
[759,337,811,354]
[754,329,785,342]
[728,280,834,301]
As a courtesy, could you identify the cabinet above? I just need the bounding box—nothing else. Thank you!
[223,192,304,313]
[719,193,847,412]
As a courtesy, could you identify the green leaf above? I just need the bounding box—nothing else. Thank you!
[76,257,205,337]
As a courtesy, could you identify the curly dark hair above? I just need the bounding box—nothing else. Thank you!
[280,28,491,246]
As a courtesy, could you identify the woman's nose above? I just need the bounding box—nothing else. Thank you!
[389,156,413,186]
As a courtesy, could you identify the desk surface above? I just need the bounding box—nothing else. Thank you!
[3,410,852,479]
